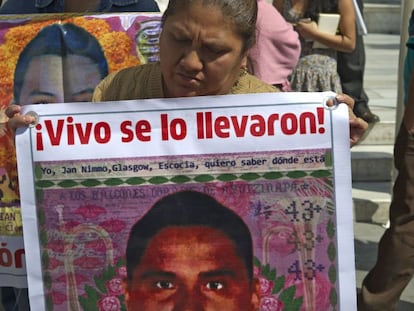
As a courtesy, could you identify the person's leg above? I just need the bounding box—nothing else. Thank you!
[359,124,414,310]
[1,287,30,311]
[337,0,379,123]
[14,288,29,311]
[1,287,17,311]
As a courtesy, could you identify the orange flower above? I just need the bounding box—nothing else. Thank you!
[1,20,56,91]
[68,17,112,38]
[98,31,140,73]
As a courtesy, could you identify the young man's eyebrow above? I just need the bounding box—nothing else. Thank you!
[138,270,176,279]
[28,90,56,98]
[72,88,95,97]
[199,269,238,279]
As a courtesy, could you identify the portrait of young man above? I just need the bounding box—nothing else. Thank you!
[123,190,261,311]
[13,22,108,106]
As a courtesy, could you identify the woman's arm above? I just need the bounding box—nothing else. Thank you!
[295,0,356,52]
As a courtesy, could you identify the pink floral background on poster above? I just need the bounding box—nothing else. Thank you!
[34,149,338,311]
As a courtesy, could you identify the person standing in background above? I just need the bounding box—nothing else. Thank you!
[358,9,414,310]
[273,0,356,93]
[248,0,301,91]
[337,0,379,123]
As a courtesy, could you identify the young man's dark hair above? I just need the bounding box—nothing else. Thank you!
[13,23,108,103]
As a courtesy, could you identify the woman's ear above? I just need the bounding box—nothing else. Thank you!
[241,54,248,70]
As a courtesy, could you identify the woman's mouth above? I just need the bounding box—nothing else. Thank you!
[176,72,201,86]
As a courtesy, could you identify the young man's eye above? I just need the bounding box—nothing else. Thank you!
[155,281,174,289]
[206,281,224,290]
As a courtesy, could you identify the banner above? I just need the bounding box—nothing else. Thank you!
[0,12,162,287]
[15,92,356,310]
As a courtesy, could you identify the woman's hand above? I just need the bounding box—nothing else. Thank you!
[335,94,368,146]
[5,104,37,134]
[295,19,318,40]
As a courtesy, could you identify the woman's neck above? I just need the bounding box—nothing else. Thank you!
[64,0,100,12]
[290,0,309,15]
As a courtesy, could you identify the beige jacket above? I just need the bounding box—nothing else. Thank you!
[92,62,278,102]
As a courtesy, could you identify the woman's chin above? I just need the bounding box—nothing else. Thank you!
[167,87,202,98]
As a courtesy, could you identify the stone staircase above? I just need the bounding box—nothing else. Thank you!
[351,122,394,225]
[351,27,400,225]
[364,0,402,34]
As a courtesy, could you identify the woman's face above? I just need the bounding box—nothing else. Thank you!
[159,3,247,98]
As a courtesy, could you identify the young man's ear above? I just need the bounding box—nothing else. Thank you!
[250,278,261,310]
[123,279,131,305]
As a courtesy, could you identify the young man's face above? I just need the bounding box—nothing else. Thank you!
[124,226,260,311]
[19,54,102,105]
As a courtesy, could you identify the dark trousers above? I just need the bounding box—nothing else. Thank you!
[359,124,414,310]
[337,33,369,106]
[337,0,369,107]
[1,287,30,311]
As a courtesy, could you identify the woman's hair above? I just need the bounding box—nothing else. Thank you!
[13,23,109,102]
[161,0,258,53]
[305,0,339,22]
[126,190,254,282]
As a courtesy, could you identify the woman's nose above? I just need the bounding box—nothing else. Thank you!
[180,49,203,72]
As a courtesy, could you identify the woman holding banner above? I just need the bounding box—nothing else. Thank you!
[4,1,367,310]
[7,0,367,145]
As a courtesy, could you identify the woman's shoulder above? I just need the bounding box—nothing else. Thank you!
[231,71,279,94]
[92,63,163,102]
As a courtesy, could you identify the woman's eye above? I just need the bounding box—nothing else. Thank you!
[155,281,174,289]
[206,281,224,290]
[206,46,223,55]
[173,36,189,43]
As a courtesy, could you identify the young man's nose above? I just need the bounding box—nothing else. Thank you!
[173,288,204,311]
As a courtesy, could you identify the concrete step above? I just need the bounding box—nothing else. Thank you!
[364,3,401,34]
[358,121,396,145]
[351,144,394,181]
[352,181,391,224]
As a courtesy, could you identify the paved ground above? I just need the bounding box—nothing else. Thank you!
[356,33,414,310]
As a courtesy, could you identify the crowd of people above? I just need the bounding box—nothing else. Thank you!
[2,0,408,310]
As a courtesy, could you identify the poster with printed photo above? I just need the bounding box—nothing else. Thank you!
[15,92,356,310]
[0,12,162,287]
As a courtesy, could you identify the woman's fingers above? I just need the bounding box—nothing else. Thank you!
[5,104,22,119]
[6,104,37,132]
